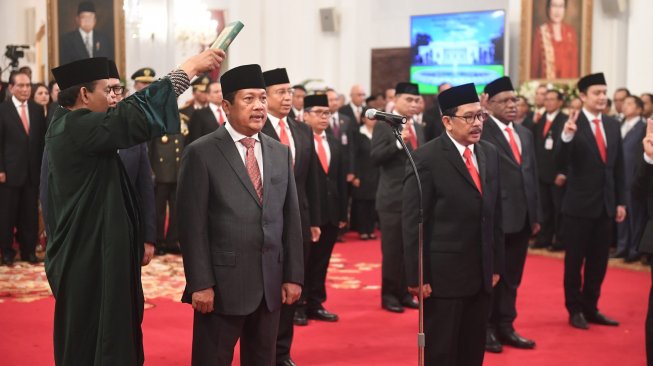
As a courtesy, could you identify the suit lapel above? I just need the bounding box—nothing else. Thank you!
[602,115,620,163]
[262,119,280,141]
[486,118,518,166]
[261,134,273,208]
[476,142,488,190]
[214,128,262,207]
[441,136,477,191]
[7,102,28,137]
[74,31,90,57]
[578,114,602,163]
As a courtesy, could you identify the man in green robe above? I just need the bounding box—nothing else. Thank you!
[44,51,224,366]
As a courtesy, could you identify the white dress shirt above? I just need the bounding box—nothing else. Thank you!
[314,131,331,166]
[267,113,296,160]
[621,116,642,138]
[224,122,264,181]
[561,108,608,145]
[78,28,94,56]
[209,103,225,124]
[446,131,479,170]
[490,115,522,153]
[12,96,30,126]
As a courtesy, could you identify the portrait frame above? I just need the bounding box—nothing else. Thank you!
[520,0,592,83]
[47,0,125,78]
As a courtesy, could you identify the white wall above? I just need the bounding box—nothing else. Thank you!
[1,0,652,96]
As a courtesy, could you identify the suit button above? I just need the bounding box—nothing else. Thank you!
[159,157,164,162]
[175,148,180,153]
[174,139,179,144]
[176,157,180,162]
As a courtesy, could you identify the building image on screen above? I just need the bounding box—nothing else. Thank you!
[410,10,506,94]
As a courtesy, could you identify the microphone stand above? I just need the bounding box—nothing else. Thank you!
[391,124,425,366]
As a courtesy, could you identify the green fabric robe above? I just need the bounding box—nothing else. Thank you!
[44,78,180,366]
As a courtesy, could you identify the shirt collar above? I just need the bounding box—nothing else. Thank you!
[490,114,514,130]
[623,116,642,127]
[267,113,286,129]
[315,130,327,139]
[225,121,260,141]
[446,131,474,157]
[78,28,93,38]
[582,108,601,122]
[12,96,27,108]
[546,110,559,120]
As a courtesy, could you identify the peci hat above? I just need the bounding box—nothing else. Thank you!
[262,68,290,87]
[484,76,514,99]
[220,64,266,95]
[395,82,419,96]
[577,72,607,93]
[303,94,329,109]
[52,57,109,90]
[438,83,480,112]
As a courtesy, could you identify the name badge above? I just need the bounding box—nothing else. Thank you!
[545,137,554,150]
[341,134,348,146]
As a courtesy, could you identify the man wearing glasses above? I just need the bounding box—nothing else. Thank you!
[481,76,540,353]
[403,83,503,366]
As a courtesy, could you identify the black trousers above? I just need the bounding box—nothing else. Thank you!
[305,224,338,310]
[352,199,376,235]
[0,183,39,259]
[191,300,280,366]
[647,261,653,366]
[154,182,178,248]
[563,212,612,315]
[489,219,531,331]
[276,239,311,363]
[378,210,408,304]
[536,181,565,247]
[425,291,491,366]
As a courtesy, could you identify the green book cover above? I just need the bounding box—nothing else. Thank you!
[210,21,244,51]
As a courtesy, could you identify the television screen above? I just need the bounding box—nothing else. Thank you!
[410,9,507,94]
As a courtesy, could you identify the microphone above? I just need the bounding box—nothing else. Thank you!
[365,109,407,126]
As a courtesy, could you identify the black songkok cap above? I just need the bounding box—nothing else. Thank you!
[191,74,212,92]
[484,76,514,99]
[304,94,329,108]
[220,64,266,95]
[395,82,419,96]
[438,83,480,112]
[577,72,607,93]
[262,68,290,87]
[52,57,109,90]
[78,1,96,14]
[107,60,120,79]
[131,67,156,82]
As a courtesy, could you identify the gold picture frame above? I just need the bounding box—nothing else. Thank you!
[47,0,125,78]
[520,0,592,83]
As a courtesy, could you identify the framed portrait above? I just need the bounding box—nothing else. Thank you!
[47,0,125,77]
[520,0,593,82]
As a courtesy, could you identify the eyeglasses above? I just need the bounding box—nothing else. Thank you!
[449,112,489,124]
[308,110,332,118]
[109,86,124,95]
[272,88,294,97]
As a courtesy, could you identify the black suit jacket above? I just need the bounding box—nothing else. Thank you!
[352,130,379,200]
[533,111,568,183]
[338,104,361,125]
[623,119,647,204]
[327,112,357,175]
[403,136,504,297]
[482,118,540,233]
[314,134,348,226]
[555,113,625,218]
[59,29,113,64]
[261,117,320,241]
[187,107,220,145]
[422,105,444,142]
[371,121,425,213]
[634,157,653,254]
[178,127,303,315]
[0,99,46,187]
[118,143,156,244]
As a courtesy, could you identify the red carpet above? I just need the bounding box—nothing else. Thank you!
[0,234,648,365]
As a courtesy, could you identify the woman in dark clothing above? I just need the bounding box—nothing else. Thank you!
[352,107,379,239]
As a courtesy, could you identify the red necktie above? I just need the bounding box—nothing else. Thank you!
[20,103,29,135]
[240,137,263,203]
[534,112,542,122]
[542,119,553,137]
[463,147,482,194]
[218,107,224,125]
[314,133,329,173]
[504,127,522,165]
[407,123,418,149]
[278,118,290,146]
[592,119,607,163]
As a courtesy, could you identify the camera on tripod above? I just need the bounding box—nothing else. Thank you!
[5,45,30,69]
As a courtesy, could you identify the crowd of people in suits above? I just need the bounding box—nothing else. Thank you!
[2,50,653,365]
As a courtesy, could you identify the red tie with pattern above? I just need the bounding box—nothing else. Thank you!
[504,126,522,165]
[240,137,263,203]
[542,119,553,137]
[278,118,290,146]
[314,133,329,173]
[592,119,607,163]
[463,147,482,194]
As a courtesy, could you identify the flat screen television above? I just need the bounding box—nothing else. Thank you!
[410,9,507,94]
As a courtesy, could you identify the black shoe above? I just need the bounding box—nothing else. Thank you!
[307,307,339,322]
[293,308,308,326]
[531,242,550,249]
[624,253,642,263]
[2,255,14,266]
[277,358,297,366]
[497,329,536,349]
[610,250,627,259]
[569,312,589,329]
[369,233,377,240]
[485,329,503,353]
[584,311,619,326]
[401,295,419,309]
[166,245,181,254]
[24,253,41,264]
[382,300,404,313]
[155,247,167,256]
